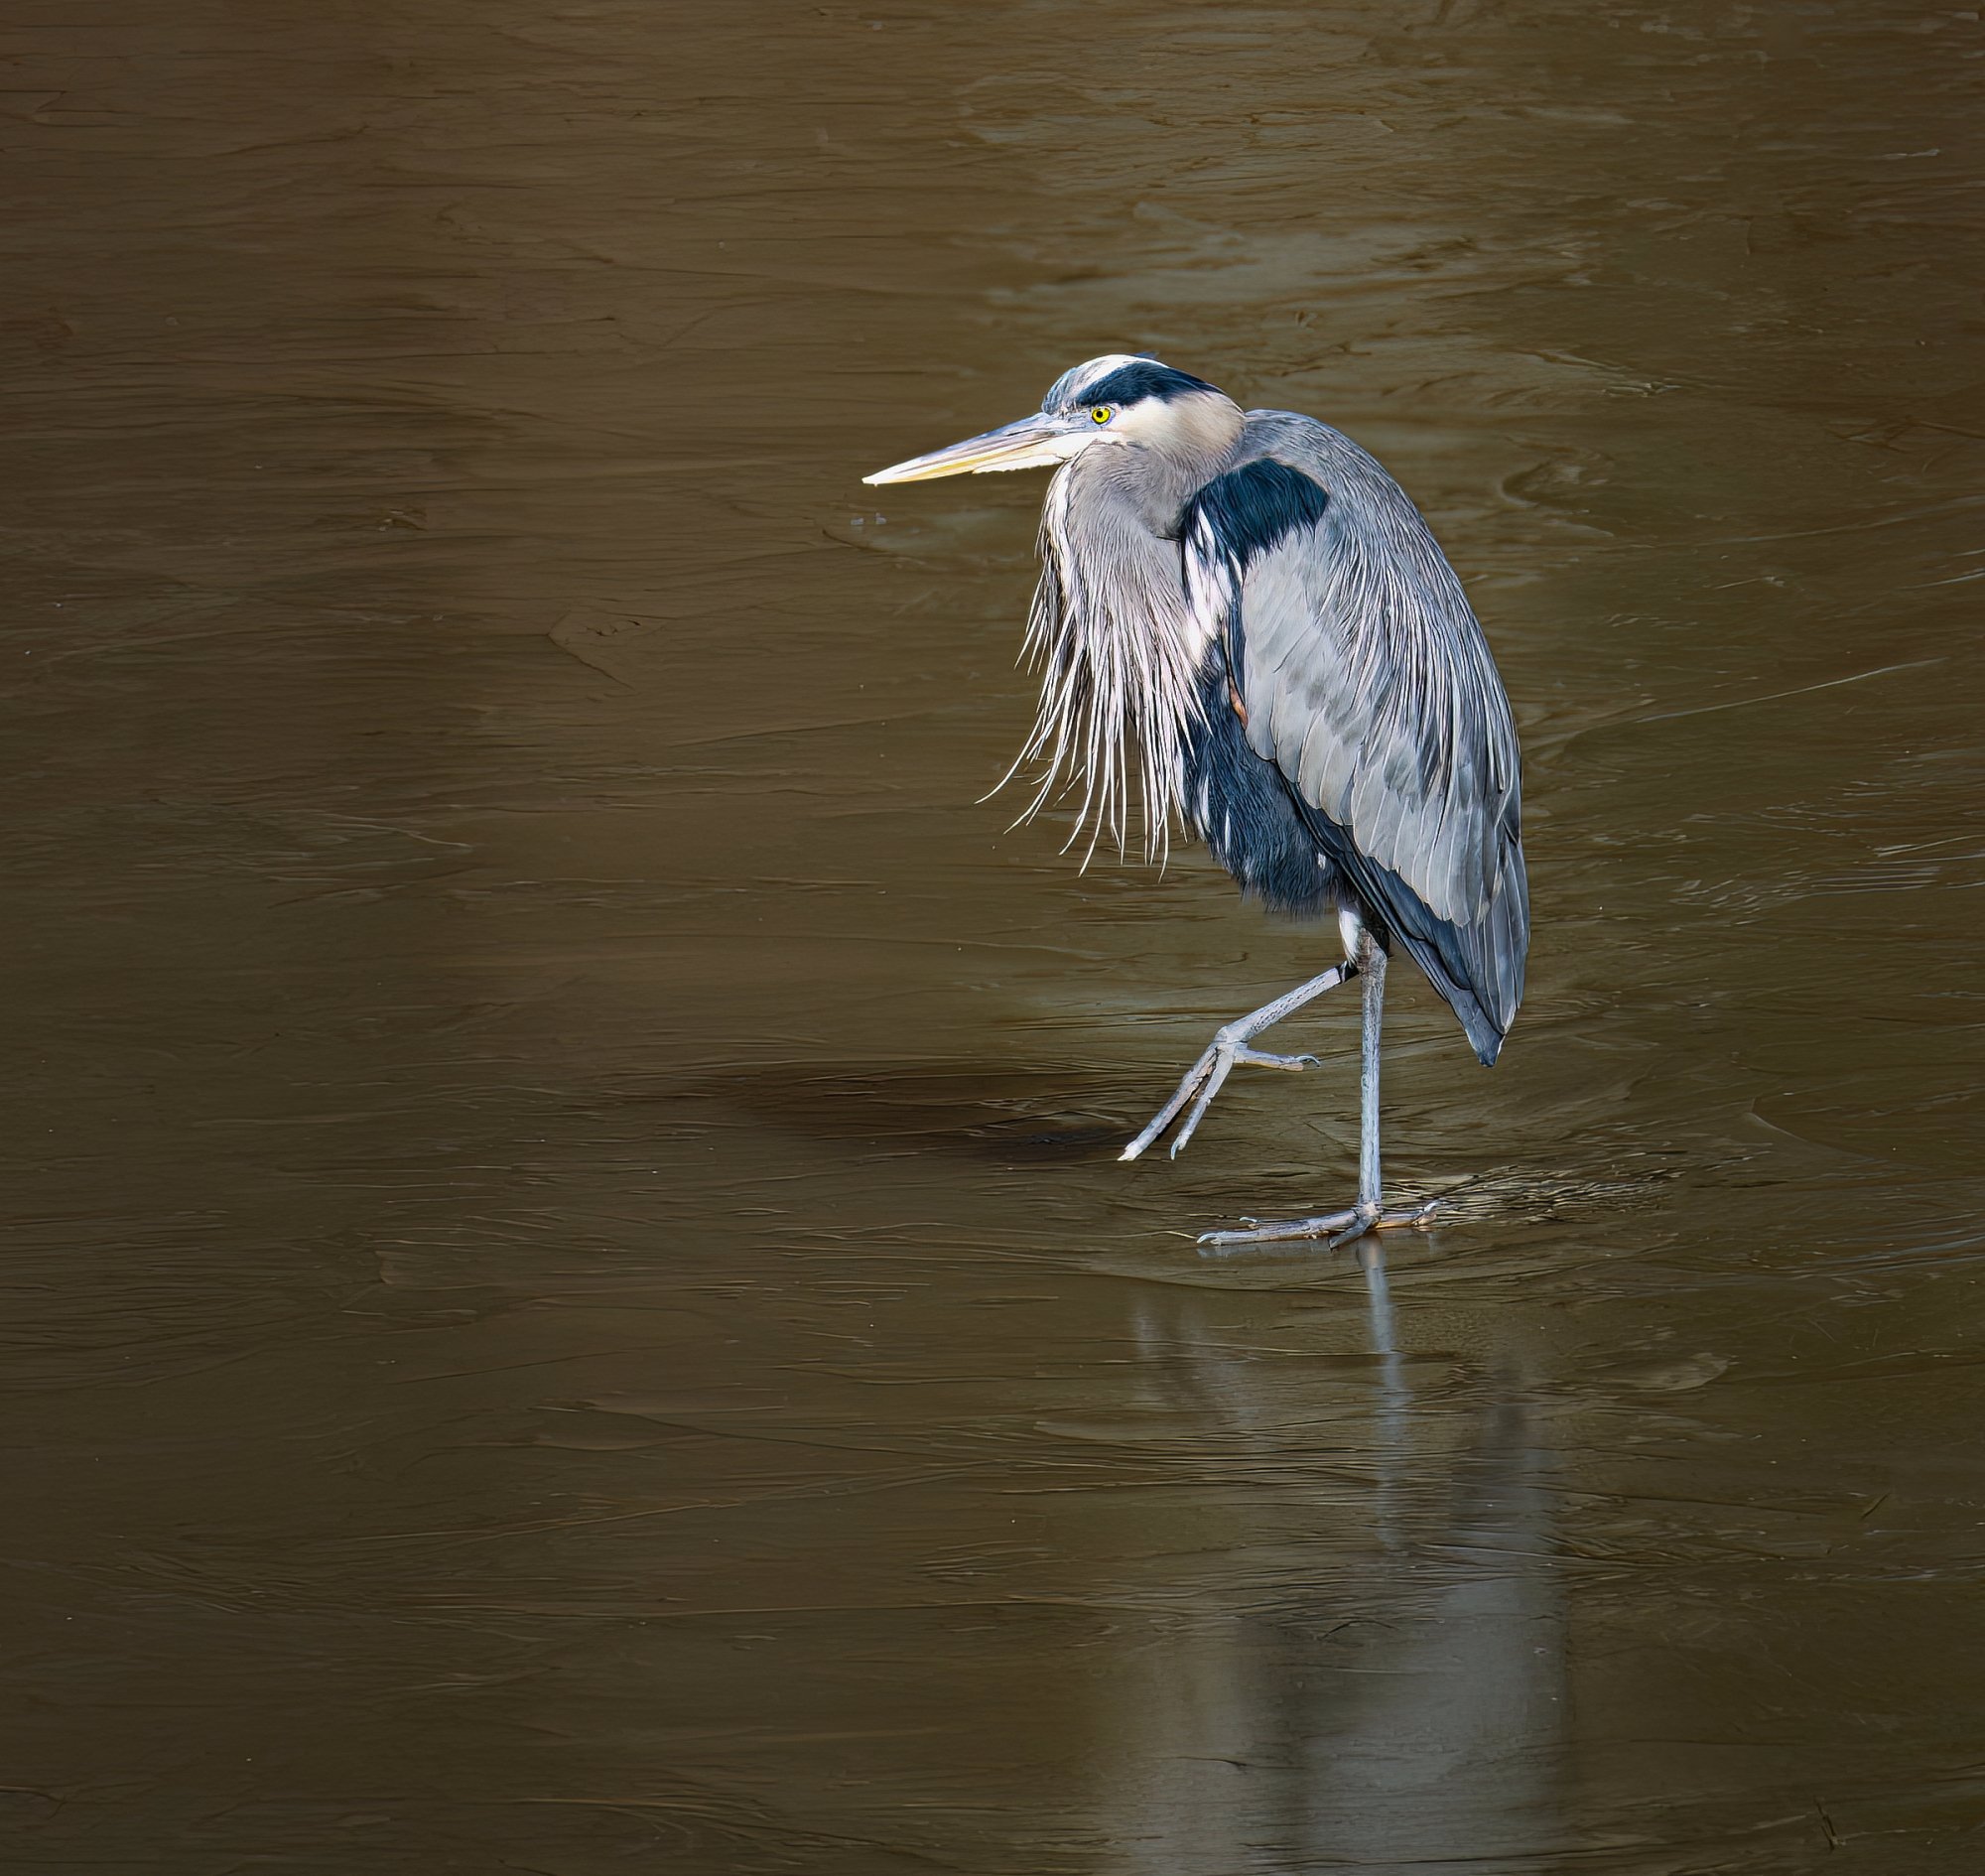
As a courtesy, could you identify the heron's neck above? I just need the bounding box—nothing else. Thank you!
[1096,395,1248,535]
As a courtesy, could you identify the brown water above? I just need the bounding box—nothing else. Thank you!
[4,3,1982,1870]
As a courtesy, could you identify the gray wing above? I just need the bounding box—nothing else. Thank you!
[1183,414,1528,1062]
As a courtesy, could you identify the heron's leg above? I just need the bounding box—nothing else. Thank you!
[1120,960,1355,1163]
[1358,934,1386,1217]
[1197,933,1439,1250]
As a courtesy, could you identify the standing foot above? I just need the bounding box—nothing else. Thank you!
[1198,1196,1441,1252]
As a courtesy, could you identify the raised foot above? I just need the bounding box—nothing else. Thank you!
[1120,1040,1322,1164]
[1199,1196,1441,1252]
[1118,962,1355,1164]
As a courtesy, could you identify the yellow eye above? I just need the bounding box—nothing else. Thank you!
[1089,405,1113,424]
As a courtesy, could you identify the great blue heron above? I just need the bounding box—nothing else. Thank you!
[865,355,1527,1247]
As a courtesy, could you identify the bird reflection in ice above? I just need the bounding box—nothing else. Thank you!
[1103,1251,1566,1872]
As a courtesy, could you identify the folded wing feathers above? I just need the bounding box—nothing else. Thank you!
[1190,418,1528,1052]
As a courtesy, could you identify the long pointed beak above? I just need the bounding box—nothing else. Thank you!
[862,414,1079,485]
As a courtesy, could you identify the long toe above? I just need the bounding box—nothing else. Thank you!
[1231,1047,1321,1072]
[1120,1044,1220,1162]
[1198,1197,1440,1251]
[1200,1207,1359,1248]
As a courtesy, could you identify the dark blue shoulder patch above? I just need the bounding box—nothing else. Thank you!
[1185,459,1330,565]
[1071,361,1220,408]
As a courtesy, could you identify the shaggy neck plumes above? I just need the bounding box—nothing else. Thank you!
[997,392,1246,865]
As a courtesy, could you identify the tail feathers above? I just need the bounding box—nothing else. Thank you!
[1401,850,1527,1065]
[1400,936,1508,1065]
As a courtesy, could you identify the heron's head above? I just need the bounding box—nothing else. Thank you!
[862,354,1243,485]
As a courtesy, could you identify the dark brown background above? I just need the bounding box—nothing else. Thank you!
[3,2,1982,1870]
